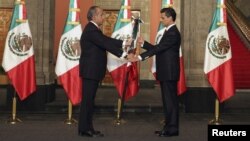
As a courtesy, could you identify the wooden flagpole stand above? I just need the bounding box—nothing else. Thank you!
[7,91,22,124]
[64,100,77,125]
[209,98,222,125]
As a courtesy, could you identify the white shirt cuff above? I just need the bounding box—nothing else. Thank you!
[122,40,126,48]
[140,42,144,48]
[138,55,142,61]
[120,52,127,59]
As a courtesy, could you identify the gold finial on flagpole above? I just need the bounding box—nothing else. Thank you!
[7,92,22,124]
[64,100,77,125]
[16,19,27,23]
[217,22,227,26]
[121,6,131,9]
[67,21,80,25]
[209,98,222,125]
[69,8,80,12]
[217,4,226,8]
[163,4,173,8]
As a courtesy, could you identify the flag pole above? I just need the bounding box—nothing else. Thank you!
[64,100,77,124]
[114,70,129,125]
[114,16,142,125]
[7,91,22,124]
[209,98,222,125]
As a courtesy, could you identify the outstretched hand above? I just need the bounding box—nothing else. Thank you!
[137,36,144,46]
[127,53,139,62]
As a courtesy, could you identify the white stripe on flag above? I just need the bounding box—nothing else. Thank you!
[204,26,231,73]
[2,23,34,71]
[19,5,23,19]
[55,25,81,75]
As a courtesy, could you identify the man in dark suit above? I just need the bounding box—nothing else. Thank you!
[130,7,180,137]
[78,6,131,137]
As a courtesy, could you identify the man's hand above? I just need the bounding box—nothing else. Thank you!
[137,36,144,46]
[127,53,139,62]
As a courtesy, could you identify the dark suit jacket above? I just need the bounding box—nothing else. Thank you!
[140,25,181,81]
[79,22,124,81]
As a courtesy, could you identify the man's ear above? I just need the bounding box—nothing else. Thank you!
[92,15,95,21]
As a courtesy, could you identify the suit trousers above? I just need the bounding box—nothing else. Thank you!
[78,78,99,132]
[160,80,179,132]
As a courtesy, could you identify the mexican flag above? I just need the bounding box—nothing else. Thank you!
[152,0,187,95]
[204,0,235,102]
[2,0,36,100]
[55,0,82,105]
[107,0,139,101]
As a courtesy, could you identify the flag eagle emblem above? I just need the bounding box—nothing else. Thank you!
[8,32,32,56]
[207,35,230,59]
[60,37,81,61]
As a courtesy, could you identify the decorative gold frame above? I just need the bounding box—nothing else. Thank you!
[0,8,12,82]
[0,8,13,67]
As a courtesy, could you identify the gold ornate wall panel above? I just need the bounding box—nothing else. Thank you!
[0,8,12,65]
[101,10,118,85]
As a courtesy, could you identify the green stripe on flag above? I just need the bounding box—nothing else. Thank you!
[63,0,78,33]
[10,4,21,30]
[113,0,130,32]
[114,10,130,31]
[209,0,221,32]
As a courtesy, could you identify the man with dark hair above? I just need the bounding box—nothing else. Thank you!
[130,7,180,137]
[78,6,131,137]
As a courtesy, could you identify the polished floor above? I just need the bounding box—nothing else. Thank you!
[1,112,250,141]
[0,87,250,141]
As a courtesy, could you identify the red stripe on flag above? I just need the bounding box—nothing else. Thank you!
[109,63,139,101]
[58,65,82,105]
[206,60,235,102]
[223,7,227,23]
[177,56,187,95]
[127,0,132,18]
[170,0,173,5]
[23,4,27,19]
[76,0,80,22]
[7,56,36,100]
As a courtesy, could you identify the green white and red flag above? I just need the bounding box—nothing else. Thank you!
[204,0,235,102]
[2,0,36,100]
[55,0,82,105]
[107,0,139,101]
